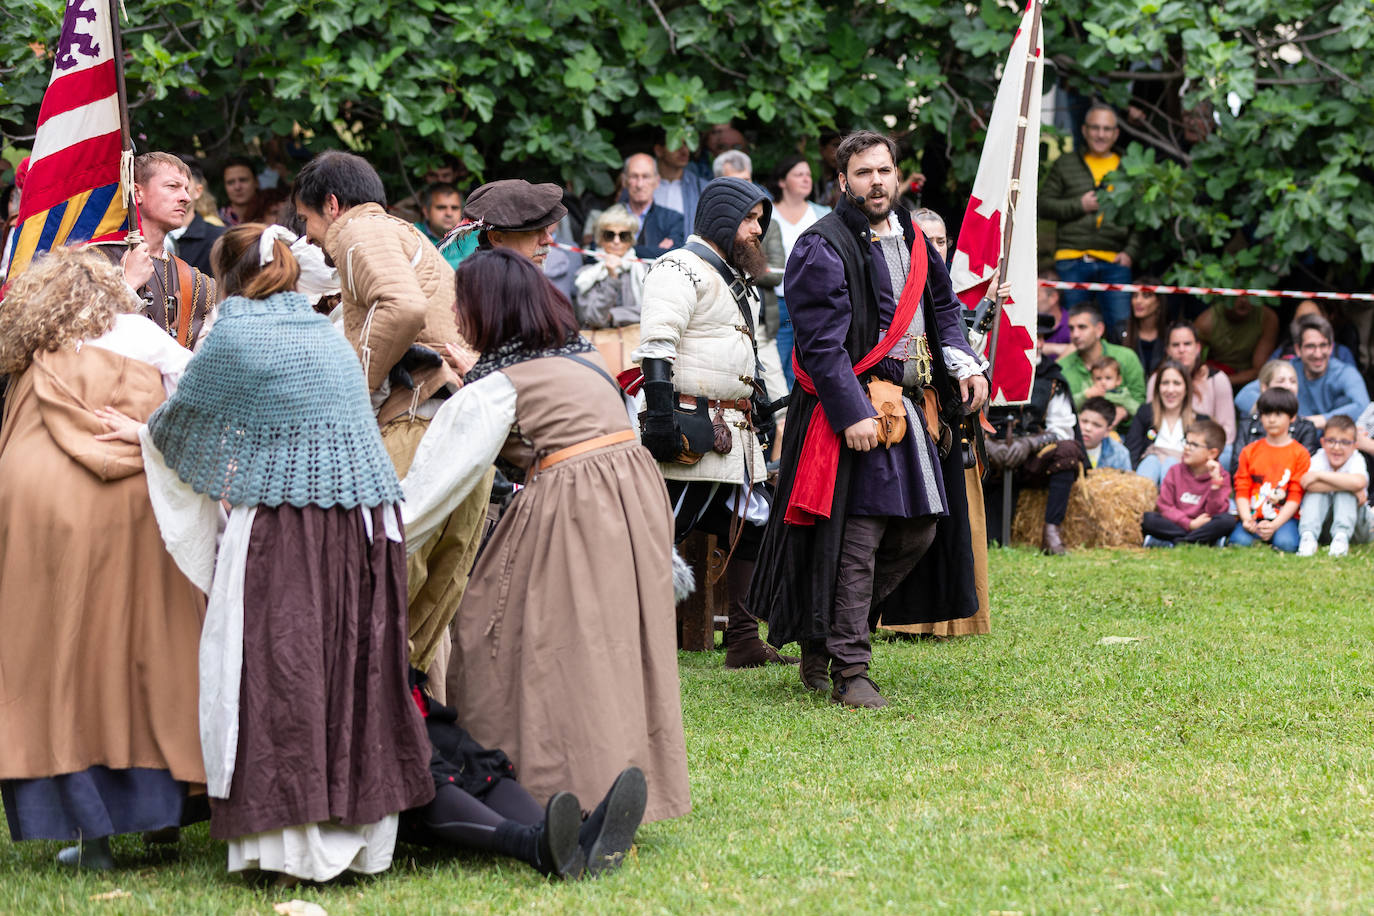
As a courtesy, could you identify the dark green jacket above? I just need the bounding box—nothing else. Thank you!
[1039,149,1141,262]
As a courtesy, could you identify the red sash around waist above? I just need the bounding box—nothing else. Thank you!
[784,236,929,526]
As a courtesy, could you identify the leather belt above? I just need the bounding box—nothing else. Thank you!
[679,395,751,412]
[534,429,636,472]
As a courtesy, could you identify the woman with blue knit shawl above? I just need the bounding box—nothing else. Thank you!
[96,224,433,883]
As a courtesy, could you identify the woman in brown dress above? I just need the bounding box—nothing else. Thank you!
[402,249,690,831]
[0,247,204,870]
[97,224,433,882]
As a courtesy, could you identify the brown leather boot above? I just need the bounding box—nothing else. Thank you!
[799,645,831,692]
[830,666,887,709]
[722,559,799,669]
[1042,522,1067,555]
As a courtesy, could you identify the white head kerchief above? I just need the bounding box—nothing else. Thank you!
[258,224,298,265]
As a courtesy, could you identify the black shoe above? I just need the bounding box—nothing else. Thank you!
[799,650,831,693]
[831,670,888,709]
[581,766,647,877]
[142,826,181,845]
[56,837,114,870]
[536,792,585,879]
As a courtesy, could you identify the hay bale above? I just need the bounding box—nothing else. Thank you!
[1011,468,1158,549]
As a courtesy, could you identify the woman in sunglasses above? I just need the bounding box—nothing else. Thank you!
[573,204,648,373]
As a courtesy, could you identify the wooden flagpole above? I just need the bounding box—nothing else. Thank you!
[108,0,140,247]
[981,0,1044,376]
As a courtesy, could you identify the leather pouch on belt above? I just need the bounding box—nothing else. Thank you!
[866,377,907,448]
[921,387,954,457]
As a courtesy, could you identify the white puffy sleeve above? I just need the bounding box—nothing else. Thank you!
[139,424,224,592]
[85,313,194,396]
[400,371,517,554]
[631,253,698,363]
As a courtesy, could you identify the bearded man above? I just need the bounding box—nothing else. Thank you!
[634,177,794,670]
[747,131,988,708]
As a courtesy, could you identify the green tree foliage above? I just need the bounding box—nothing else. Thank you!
[1,0,1369,288]
[1058,0,1374,288]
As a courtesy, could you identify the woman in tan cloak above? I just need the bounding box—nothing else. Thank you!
[0,247,204,870]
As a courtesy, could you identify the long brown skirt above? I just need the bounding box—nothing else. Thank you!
[448,443,690,823]
[209,504,434,840]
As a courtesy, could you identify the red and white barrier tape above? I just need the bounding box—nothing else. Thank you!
[552,240,655,264]
[552,245,1370,299]
[552,241,786,274]
[1040,279,1374,302]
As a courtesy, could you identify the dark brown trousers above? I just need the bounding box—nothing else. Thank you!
[827,514,937,674]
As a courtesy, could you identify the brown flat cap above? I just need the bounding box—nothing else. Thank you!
[464,179,567,232]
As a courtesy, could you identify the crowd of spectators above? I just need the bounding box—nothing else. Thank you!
[7,103,1369,557]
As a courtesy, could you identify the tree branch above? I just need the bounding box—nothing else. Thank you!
[942,83,987,132]
[643,0,677,55]
[1119,117,1192,167]
[700,53,746,79]
[163,16,199,55]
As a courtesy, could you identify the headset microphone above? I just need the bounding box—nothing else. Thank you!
[841,182,867,210]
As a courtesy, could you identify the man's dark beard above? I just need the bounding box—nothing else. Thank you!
[729,236,770,279]
[862,193,893,224]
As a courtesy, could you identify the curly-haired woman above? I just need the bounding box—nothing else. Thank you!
[0,247,204,869]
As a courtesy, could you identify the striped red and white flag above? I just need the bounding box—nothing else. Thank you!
[947,0,1045,406]
[1,0,132,284]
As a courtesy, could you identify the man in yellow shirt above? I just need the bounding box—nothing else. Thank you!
[1040,103,1141,339]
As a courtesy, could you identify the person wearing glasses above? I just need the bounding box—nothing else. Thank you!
[1232,315,1370,431]
[1289,314,1370,432]
[1296,414,1371,556]
[574,205,648,374]
[1141,419,1235,547]
[1039,102,1141,337]
[575,205,646,330]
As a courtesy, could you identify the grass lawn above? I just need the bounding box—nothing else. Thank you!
[3,544,1372,914]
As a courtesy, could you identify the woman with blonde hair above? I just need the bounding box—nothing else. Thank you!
[0,247,203,870]
[574,204,646,374]
[97,223,433,883]
[1227,358,1320,475]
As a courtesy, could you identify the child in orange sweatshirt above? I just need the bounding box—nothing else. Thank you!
[1229,387,1310,552]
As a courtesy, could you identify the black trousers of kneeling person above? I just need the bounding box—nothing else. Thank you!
[665,480,765,648]
[1141,511,1236,546]
[983,468,1076,545]
[400,670,548,865]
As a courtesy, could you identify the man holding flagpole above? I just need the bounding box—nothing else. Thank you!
[748,130,987,709]
[97,152,217,348]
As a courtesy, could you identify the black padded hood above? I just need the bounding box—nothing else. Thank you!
[692,177,773,259]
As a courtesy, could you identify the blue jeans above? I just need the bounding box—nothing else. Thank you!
[1135,454,1178,487]
[1056,256,1132,338]
[776,295,795,391]
[1228,518,1300,552]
